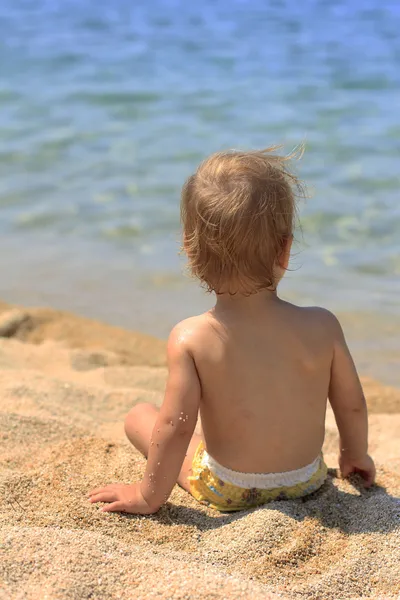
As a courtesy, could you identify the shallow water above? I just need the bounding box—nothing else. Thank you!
[0,0,399,385]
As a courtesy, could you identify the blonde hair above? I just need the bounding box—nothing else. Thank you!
[181,146,305,295]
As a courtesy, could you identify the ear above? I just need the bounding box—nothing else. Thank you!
[279,236,293,270]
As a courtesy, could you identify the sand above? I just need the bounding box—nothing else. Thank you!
[0,302,399,600]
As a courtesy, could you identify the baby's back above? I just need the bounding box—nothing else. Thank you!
[189,300,335,473]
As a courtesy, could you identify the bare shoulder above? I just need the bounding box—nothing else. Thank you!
[287,303,344,341]
[300,306,341,326]
[167,314,211,356]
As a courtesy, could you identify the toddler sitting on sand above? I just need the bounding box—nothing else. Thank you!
[89,148,375,514]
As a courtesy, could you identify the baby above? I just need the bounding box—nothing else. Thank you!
[89,147,376,514]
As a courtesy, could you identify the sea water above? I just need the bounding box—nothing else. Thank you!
[0,0,399,384]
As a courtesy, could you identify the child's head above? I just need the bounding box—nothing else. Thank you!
[181,147,304,295]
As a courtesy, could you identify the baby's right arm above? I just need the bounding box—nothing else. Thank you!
[327,312,376,487]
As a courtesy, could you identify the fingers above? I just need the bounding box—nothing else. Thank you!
[340,457,376,488]
[361,468,376,488]
[89,491,118,504]
[348,466,376,488]
[101,501,126,513]
[88,486,110,498]
[88,484,120,498]
[340,465,353,479]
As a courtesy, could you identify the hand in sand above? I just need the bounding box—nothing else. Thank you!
[88,482,157,514]
[339,453,376,487]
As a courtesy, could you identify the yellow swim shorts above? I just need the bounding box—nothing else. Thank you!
[188,441,328,512]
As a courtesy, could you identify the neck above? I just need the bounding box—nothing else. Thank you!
[214,288,280,315]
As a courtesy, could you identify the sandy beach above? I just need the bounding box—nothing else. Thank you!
[0,299,399,600]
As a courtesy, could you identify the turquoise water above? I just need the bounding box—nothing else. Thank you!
[1,0,400,384]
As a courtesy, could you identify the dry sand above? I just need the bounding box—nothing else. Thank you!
[0,302,399,600]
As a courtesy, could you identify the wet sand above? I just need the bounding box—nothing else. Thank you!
[0,301,399,599]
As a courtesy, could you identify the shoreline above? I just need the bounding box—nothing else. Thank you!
[0,299,399,599]
[0,299,167,367]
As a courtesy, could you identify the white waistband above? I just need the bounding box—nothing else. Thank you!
[202,450,321,489]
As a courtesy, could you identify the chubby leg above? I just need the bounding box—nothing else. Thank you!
[124,403,159,457]
[124,402,202,493]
